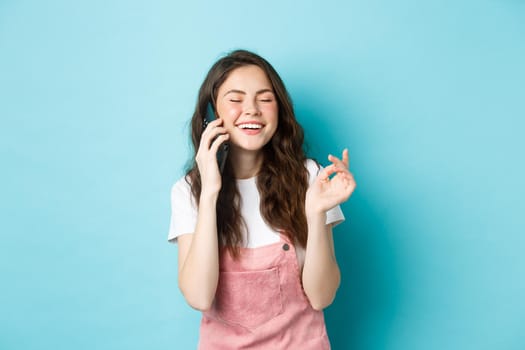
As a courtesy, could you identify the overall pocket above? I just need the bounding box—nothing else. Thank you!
[212,267,283,330]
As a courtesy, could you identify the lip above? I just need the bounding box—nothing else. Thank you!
[235,121,265,135]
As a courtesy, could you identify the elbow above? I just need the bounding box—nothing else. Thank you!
[178,279,216,311]
[308,293,337,311]
[188,298,214,312]
[302,264,341,311]
[310,301,330,312]
[178,273,218,311]
[180,287,215,311]
[303,278,340,311]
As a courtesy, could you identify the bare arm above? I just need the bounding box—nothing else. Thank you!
[177,192,219,311]
[302,150,356,310]
[177,119,229,311]
[302,213,340,310]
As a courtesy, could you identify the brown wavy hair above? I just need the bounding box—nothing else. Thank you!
[186,49,309,258]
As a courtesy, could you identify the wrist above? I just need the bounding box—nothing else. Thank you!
[200,189,219,204]
[305,197,324,216]
[305,208,326,224]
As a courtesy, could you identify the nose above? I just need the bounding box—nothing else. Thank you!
[244,99,261,116]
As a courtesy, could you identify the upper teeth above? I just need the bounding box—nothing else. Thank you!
[238,123,262,129]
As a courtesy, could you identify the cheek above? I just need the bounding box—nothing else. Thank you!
[262,104,279,119]
[217,105,241,123]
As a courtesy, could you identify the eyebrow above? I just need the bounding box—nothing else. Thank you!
[223,88,274,97]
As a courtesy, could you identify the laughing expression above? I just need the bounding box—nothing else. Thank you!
[215,65,278,155]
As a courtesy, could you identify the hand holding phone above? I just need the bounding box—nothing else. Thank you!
[203,103,229,173]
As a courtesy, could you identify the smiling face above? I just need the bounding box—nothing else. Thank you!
[215,65,279,156]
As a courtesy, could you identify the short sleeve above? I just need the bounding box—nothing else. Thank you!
[305,159,346,227]
[167,176,198,243]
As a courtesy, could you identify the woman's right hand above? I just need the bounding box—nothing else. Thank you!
[180,120,226,310]
[195,118,230,196]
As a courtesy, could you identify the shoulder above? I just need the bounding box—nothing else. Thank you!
[168,175,197,243]
[171,175,190,193]
[305,158,321,174]
[171,175,195,205]
[304,158,321,184]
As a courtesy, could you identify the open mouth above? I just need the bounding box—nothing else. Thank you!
[237,123,263,130]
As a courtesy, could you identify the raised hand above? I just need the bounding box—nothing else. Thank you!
[305,149,356,215]
[195,118,229,195]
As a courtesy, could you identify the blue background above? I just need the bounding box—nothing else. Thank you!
[1,0,524,349]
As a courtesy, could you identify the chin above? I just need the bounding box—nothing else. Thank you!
[232,142,270,153]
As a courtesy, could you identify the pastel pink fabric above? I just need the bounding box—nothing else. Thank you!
[198,236,330,349]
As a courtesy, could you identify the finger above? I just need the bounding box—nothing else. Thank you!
[332,163,351,174]
[342,148,349,168]
[206,118,223,128]
[328,153,348,171]
[201,127,227,149]
[202,119,225,136]
[318,164,337,182]
[201,118,224,136]
[205,126,227,138]
[209,133,230,153]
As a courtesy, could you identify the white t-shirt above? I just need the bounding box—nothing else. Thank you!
[167,159,345,247]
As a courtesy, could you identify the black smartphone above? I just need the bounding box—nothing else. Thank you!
[203,103,229,173]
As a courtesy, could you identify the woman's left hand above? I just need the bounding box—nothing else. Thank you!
[305,149,356,215]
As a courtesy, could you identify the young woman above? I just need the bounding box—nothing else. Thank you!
[168,50,356,349]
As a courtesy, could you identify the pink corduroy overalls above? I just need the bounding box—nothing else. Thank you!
[198,235,331,350]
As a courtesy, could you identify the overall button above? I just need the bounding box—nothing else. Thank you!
[282,243,290,251]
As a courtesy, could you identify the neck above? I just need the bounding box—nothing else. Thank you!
[229,147,264,179]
